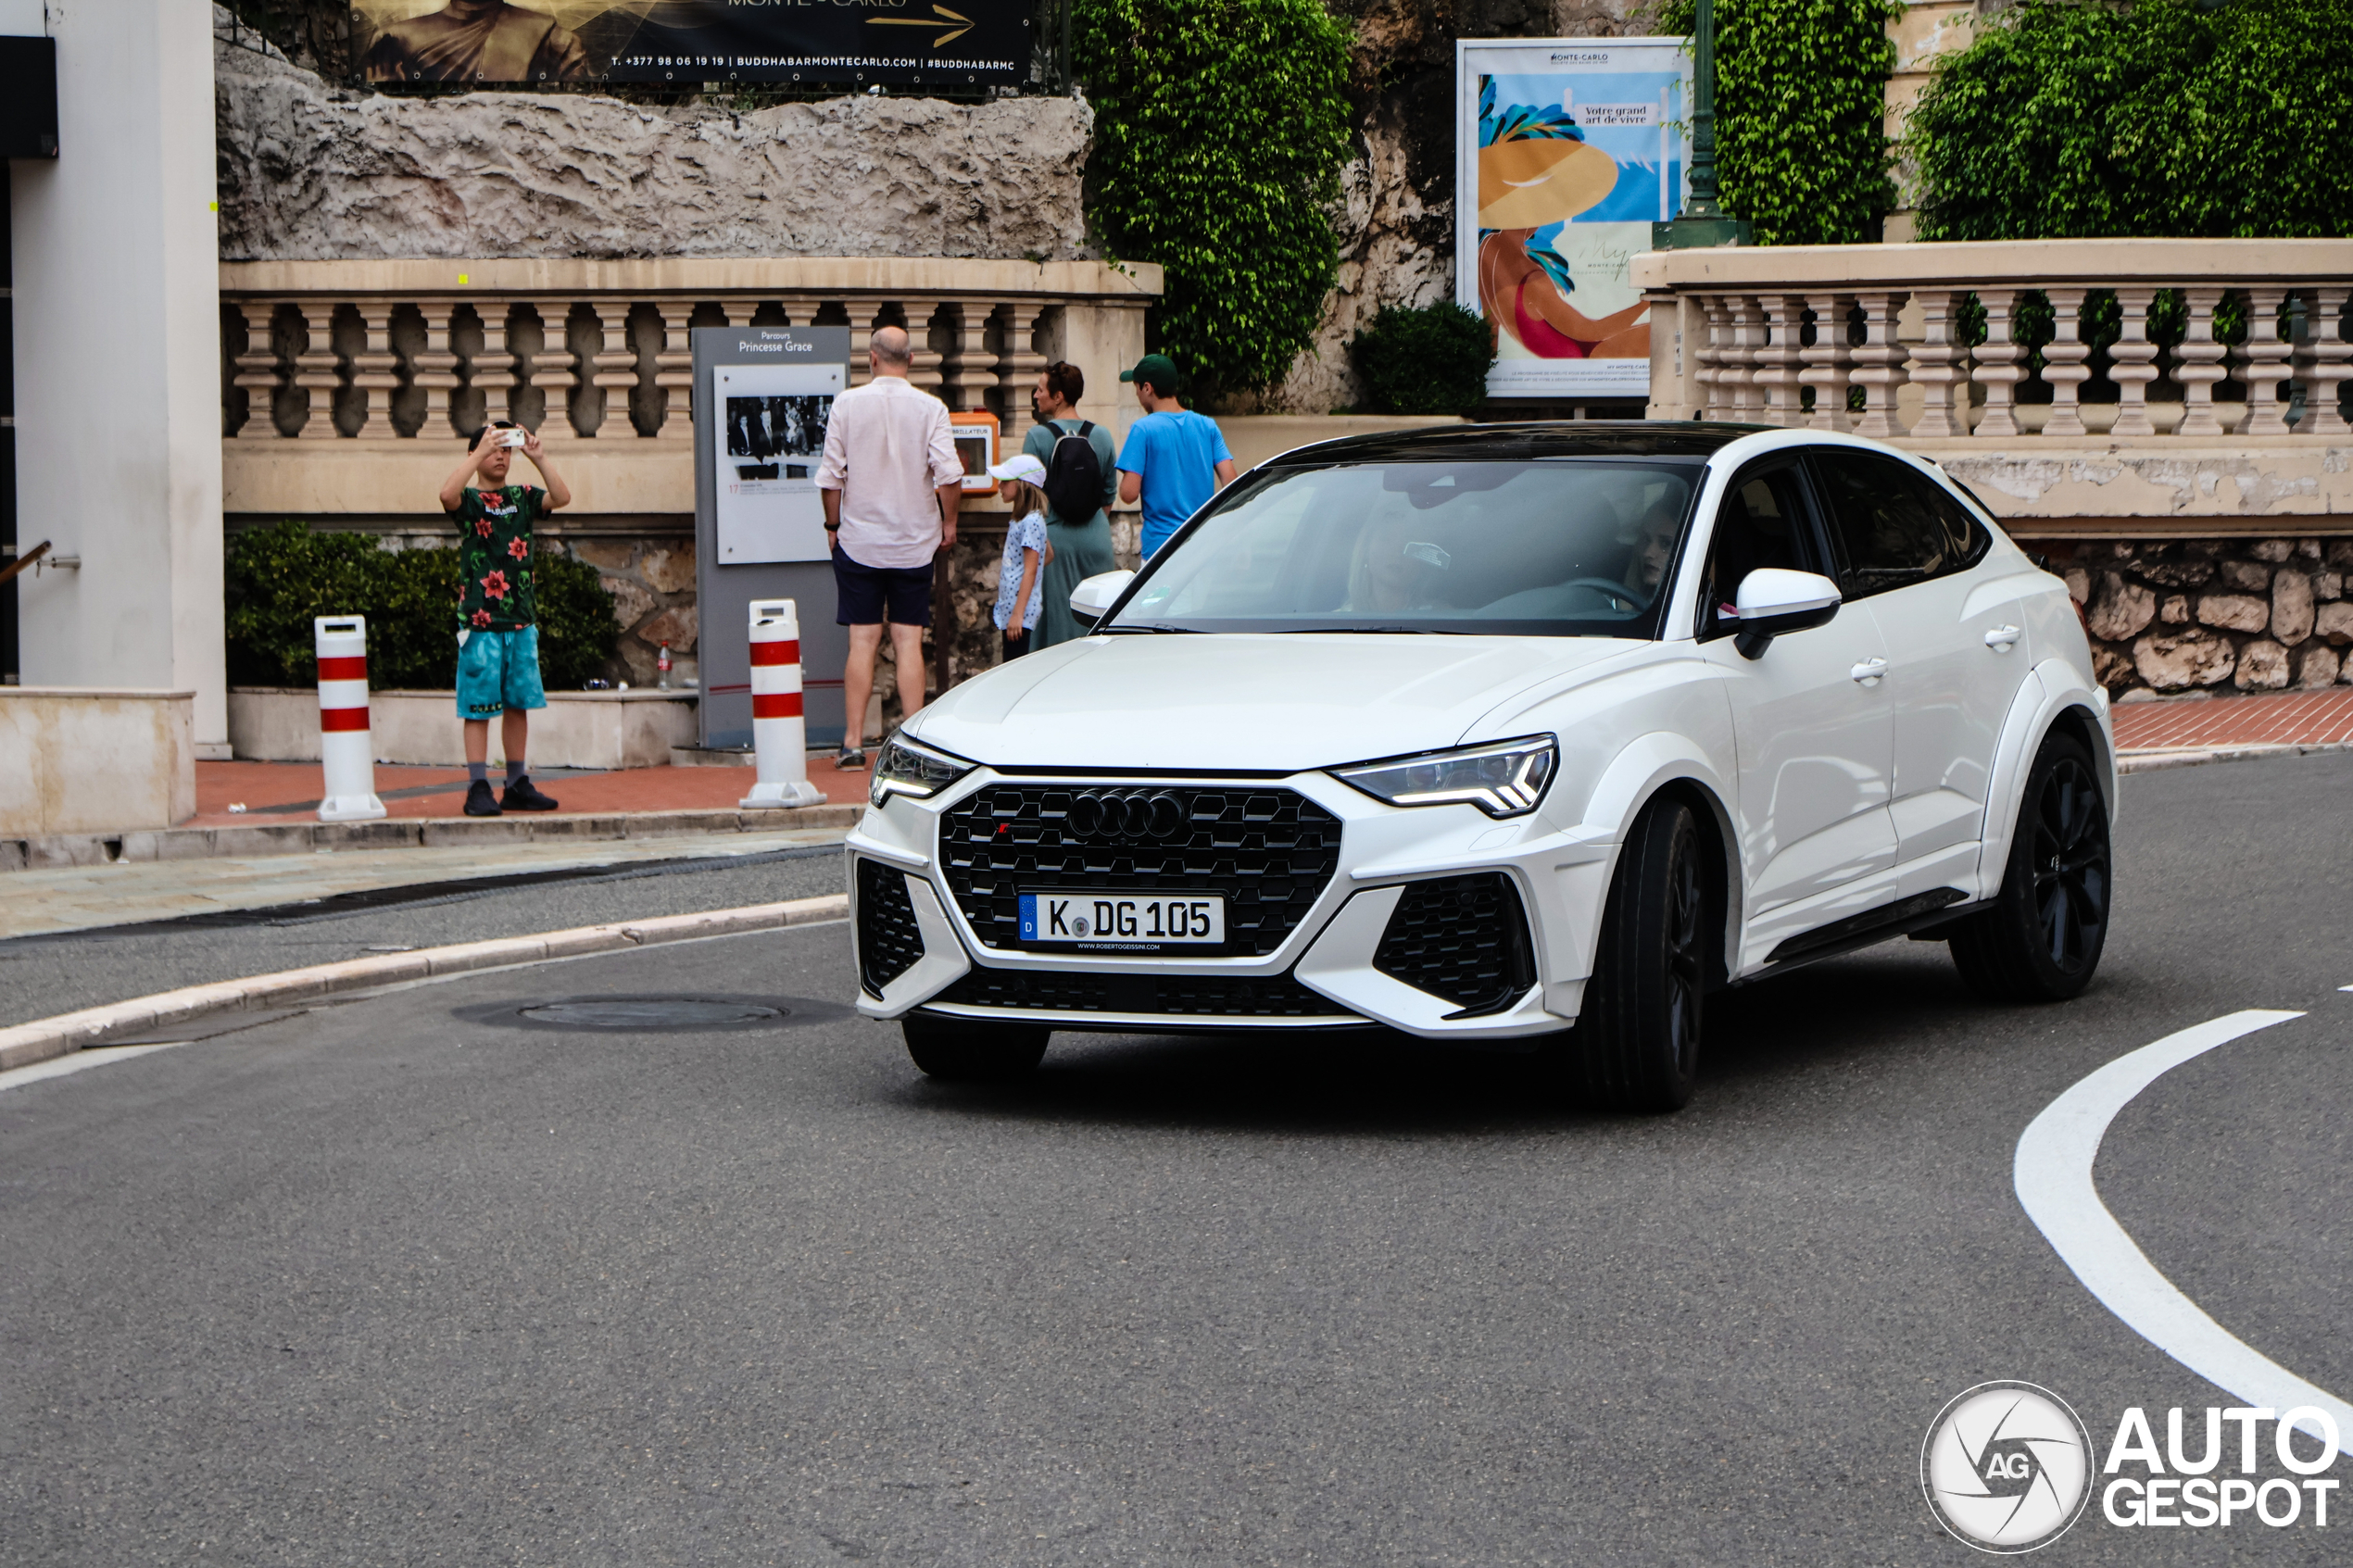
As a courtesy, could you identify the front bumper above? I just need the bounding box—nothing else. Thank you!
[847,766,1616,1042]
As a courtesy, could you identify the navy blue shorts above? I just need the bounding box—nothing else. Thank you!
[833,550,933,628]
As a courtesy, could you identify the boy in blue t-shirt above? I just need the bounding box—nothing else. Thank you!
[1115,354,1237,558]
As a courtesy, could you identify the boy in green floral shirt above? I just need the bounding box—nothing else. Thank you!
[438,420,573,816]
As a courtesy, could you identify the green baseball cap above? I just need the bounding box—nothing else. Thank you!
[1119,353,1178,394]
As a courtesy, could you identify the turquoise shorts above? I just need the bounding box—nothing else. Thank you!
[456,626,547,718]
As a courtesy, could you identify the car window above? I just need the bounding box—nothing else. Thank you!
[1906,467,1994,573]
[1106,459,1702,638]
[1810,448,1977,598]
[1697,465,1821,641]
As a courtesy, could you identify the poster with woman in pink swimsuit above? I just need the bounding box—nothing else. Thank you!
[1456,39,1692,402]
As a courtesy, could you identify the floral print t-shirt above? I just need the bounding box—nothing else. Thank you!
[451,483,544,632]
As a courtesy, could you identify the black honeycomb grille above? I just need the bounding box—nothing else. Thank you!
[855,858,925,997]
[1373,873,1536,1016]
[934,967,1352,1020]
[938,784,1341,957]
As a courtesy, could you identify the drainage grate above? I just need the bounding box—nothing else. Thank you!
[451,994,832,1033]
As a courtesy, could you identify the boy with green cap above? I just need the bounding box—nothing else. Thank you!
[1115,353,1237,559]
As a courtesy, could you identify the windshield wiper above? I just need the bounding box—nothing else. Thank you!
[1282,625,1463,634]
[1106,621,1200,633]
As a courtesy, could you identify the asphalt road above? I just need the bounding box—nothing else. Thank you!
[3,755,2347,1565]
[0,845,849,1028]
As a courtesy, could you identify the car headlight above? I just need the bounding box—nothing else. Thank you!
[870,733,975,808]
[1330,735,1557,819]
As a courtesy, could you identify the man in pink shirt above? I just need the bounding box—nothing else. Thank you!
[815,324,963,766]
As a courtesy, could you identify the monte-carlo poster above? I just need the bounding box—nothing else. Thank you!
[1457,38,1692,400]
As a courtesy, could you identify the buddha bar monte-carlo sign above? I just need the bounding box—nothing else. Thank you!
[350,0,1031,88]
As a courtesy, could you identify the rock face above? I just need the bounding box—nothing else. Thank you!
[2084,573,2155,641]
[2067,537,2353,697]
[2234,639,2290,690]
[215,31,1091,262]
[2133,629,2236,691]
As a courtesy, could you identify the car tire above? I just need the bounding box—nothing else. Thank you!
[1574,797,1709,1113]
[1949,730,2111,1003]
[901,1011,1051,1082]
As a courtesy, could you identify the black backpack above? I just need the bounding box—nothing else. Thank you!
[1041,420,1103,525]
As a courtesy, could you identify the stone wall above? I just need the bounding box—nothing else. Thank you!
[2047,537,2353,698]
[214,19,1091,264]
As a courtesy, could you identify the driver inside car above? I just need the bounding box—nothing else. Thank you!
[1341,508,1452,614]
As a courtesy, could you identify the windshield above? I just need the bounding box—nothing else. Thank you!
[1106,459,1700,637]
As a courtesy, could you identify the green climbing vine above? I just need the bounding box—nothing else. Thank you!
[1655,0,1900,245]
[1909,0,2353,241]
[1074,0,1355,398]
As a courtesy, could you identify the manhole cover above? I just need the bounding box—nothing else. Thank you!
[452,993,846,1035]
[512,996,787,1031]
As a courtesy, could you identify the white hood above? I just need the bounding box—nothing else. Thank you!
[907,633,1642,772]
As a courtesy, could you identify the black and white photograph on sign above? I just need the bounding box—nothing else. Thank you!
[711,363,842,565]
[725,395,829,480]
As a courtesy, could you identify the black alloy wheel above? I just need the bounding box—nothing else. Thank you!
[901,1011,1051,1082]
[1950,731,2111,1002]
[1571,797,1711,1112]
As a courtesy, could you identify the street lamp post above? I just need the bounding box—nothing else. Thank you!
[1655,0,1753,250]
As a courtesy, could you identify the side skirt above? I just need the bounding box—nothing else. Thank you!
[1744,888,1985,980]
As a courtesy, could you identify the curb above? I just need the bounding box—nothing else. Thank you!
[1,803,863,873]
[0,891,850,1074]
[2117,740,2353,775]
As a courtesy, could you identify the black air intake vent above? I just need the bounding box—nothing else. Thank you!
[855,859,925,997]
[1372,873,1536,1016]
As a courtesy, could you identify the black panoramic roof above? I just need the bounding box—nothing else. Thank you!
[1262,420,1771,468]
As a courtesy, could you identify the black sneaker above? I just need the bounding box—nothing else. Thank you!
[502,775,560,811]
[462,779,501,817]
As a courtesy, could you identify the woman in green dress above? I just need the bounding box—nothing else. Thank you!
[1022,362,1122,649]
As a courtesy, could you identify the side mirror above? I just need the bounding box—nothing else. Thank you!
[1731,568,1841,659]
[1067,570,1136,629]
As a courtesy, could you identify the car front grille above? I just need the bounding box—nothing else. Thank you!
[855,858,925,997]
[931,966,1353,1021]
[937,784,1342,957]
[1373,872,1536,1016]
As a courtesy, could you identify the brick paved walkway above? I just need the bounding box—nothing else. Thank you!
[193,756,869,828]
[2108,687,2353,754]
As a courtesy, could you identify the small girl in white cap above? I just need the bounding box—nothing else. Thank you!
[988,454,1055,661]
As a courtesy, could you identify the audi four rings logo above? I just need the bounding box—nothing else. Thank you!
[1922,1383,2095,1552]
[1065,791,1188,840]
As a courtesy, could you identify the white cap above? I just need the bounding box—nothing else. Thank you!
[987,453,1048,485]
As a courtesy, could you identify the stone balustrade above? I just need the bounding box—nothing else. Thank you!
[1634,238,2352,445]
[220,257,1162,446]
[1634,238,2353,700]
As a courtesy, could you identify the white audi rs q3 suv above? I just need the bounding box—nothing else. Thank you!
[847,423,2115,1110]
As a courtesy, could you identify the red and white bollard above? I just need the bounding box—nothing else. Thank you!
[314,615,386,822]
[740,598,826,809]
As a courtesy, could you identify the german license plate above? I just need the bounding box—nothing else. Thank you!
[1018,892,1226,948]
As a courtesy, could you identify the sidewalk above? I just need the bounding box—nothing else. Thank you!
[2109,687,2353,770]
[193,754,871,826]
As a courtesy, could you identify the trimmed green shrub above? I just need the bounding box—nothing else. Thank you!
[1656,0,1900,245]
[226,521,618,692]
[1075,0,1355,398]
[1348,303,1497,417]
[1910,0,2353,240]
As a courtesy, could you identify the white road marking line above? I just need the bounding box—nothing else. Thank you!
[2015,1009,2349,1461]
[0,1042,188,1093]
